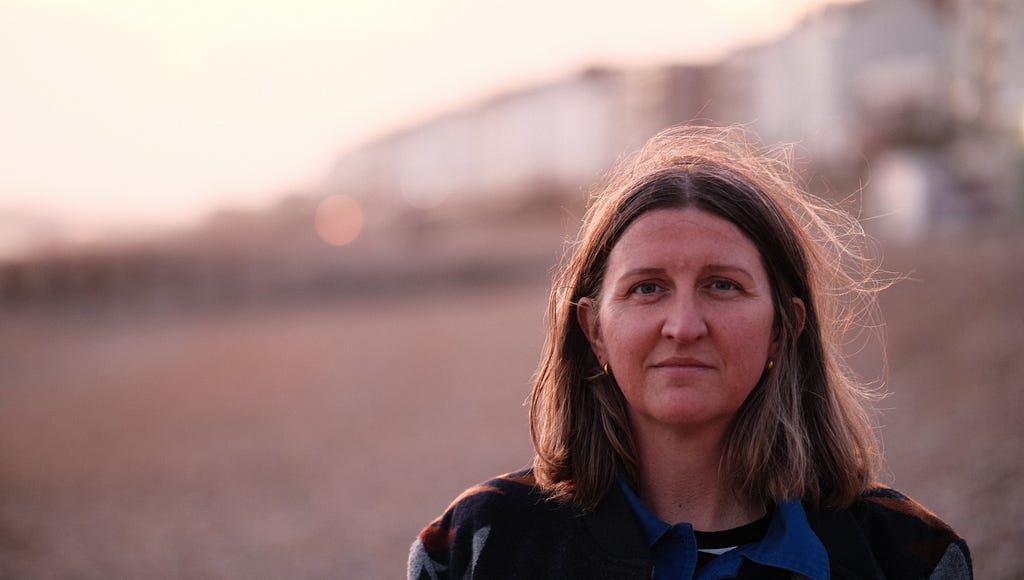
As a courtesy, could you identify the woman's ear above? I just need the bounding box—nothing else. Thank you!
[791,297,806,336]
[576,297,607,364]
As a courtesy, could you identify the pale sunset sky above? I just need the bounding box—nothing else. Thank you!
[0,0,856,253]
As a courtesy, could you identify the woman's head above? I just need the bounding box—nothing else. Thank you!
[530,125,883,510]
[575,206,799,450]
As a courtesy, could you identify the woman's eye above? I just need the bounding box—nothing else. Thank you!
[709,279,739,292]
[633,282,661,295]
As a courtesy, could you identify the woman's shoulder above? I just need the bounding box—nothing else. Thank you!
[806,484,972,579]
[428,468,550,521]
[409,469,575,579]
[855,485,955,523]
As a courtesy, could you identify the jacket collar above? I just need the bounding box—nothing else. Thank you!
[803,502,887,580]
[582,480,650,562]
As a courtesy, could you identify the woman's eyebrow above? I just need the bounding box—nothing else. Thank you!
[617,267,667,278]
[704,264,754,277]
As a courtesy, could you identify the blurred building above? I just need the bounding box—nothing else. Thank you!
[723,0,952,166]
[324,0,1023,235]
[326,66,719,211]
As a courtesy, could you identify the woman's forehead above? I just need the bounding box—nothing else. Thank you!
[609,208,760,261]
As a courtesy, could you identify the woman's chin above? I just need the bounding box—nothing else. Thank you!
[632,399,737,433]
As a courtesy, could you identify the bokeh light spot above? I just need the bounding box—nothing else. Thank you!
[314,194,364,246]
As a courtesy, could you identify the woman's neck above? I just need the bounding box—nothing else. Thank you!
[632,422,764,531]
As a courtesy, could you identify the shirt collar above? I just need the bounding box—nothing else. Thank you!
[615,476,829,580]
[741,499,830,580]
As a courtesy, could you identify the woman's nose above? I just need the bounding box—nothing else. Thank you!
[661,294,708,342]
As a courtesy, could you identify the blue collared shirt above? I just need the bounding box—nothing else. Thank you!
[616,477,829,580]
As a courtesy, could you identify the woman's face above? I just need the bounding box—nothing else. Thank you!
[579,208,782,434]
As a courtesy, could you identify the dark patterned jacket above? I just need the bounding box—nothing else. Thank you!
[408,469,972,579]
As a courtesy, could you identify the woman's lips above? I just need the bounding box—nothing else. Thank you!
[649,357,716,379]
[652,356,713,369]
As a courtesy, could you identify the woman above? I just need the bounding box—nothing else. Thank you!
[409,126,972,579]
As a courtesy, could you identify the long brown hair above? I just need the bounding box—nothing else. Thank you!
[530,125,885,510]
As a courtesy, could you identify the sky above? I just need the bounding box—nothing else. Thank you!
[0,0,855,254]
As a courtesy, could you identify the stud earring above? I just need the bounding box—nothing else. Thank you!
[603,363,611,376]
[766,359,775,370]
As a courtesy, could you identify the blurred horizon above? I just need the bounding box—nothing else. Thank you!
[0,0,860,258]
